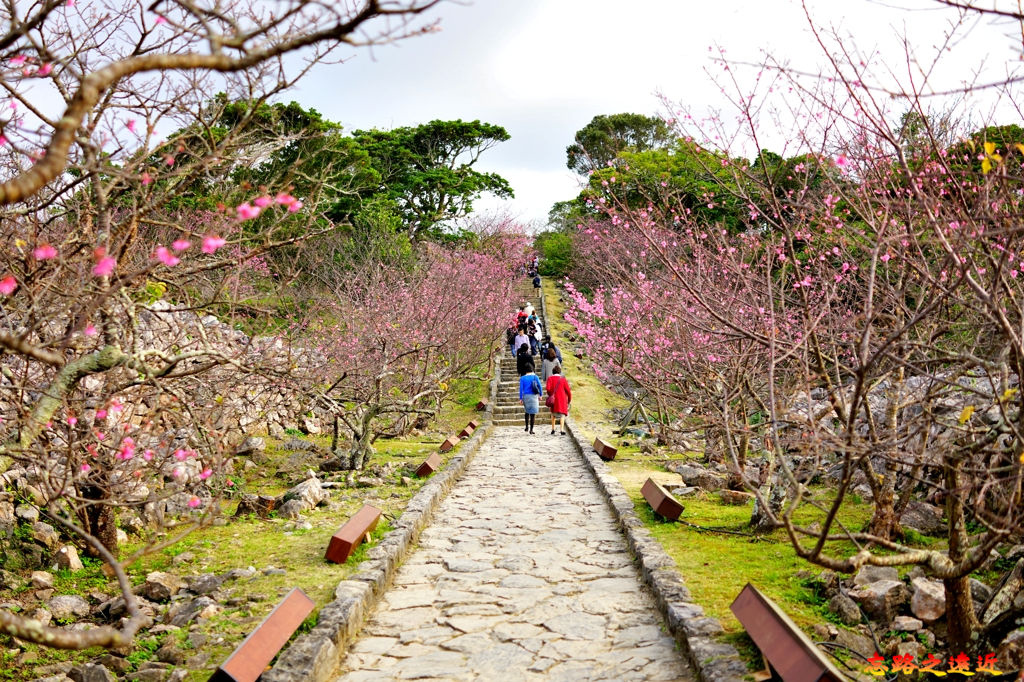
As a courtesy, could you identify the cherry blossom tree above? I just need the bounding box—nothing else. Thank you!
[0,0,443,652]
[563,4,1024,651]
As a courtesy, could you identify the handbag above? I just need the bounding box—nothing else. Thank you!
[545,393,555,409]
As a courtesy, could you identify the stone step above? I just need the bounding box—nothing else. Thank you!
[493,406,550,416]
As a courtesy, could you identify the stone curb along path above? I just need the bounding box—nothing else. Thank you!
[537,284,746,682]
[561,418,747,682]
[263,373,501,682]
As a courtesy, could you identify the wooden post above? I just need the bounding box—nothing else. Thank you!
[641,478,684,520]
[415,453,442,478]
[208,588,315,682]
[593,437,617,461]
[439,435,459,453]
[324,505,382,564]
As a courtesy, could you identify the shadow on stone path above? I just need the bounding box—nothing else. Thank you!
[335,426,694,681]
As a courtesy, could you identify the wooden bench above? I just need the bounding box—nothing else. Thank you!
[641,478,683,520]
[208,587,315,682]
[439,435,459,453]
[730,583,846,682]
[459,420,480,438]
[324,504,382,564]
[593,437,617,461]
[475,399,489,411]
[415,453,442,478]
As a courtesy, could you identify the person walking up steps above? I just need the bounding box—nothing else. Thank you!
[545,365,572,435]
[541,347,559,383]
[519,362,543,434]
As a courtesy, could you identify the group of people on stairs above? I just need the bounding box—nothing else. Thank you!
[509,283,572,436]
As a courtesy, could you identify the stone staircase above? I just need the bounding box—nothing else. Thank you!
[493,285,549,427]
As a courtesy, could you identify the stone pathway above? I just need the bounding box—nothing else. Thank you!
[336,426,693,681]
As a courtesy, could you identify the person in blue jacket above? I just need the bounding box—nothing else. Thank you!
[518,362,543,434]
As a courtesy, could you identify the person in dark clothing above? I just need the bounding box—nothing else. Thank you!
[516,344,533,376]
[505,326,517,357]
[533,274,541,289]
[539,335,562,364]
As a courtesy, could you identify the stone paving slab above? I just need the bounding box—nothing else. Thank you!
[335,426,693,681]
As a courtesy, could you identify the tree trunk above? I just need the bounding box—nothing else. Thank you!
[750,466,785,532]
[944,460,979,652]
[866,480,900,540]
[79,484,118,556]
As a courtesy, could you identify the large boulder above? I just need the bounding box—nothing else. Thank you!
[56,545,85,571]
[900,501,945,536]
[666,462,727,491]
[981,558,1024,625]
[850,580,909,621]
[47,594,91,620]
[853,565,899,586]
[827,593,861,625]
[996,629,1024,672]
[30,521,60,549]
[137,572,185,602]
[280,477,326,513]
[910,578,946,623]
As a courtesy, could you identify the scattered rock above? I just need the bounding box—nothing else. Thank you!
[186,573,223,596]
[996,629,1024,672]
[277,499,305,519]
[30,521,60,549]
[94,655,131,674]
[137,572,185,602]
[281,477,326,512]
[892,615,923,632]
[30,607,52,626]
[156,642,185,665]
[718,489,754,505]
[47,594,91,620]
[900,501,945,536]
[56,545,84,571]
[910,577,947,623]
[167,596,221,627]
[233,494,277,518]
[666,462,728,490]
[262,567,286,576]
[853,565,899,586]
[833,628,876,659]
[981,558,1024,626]
[850,580,909,622]
[828,593,861,626]
[894,640,927,663]
[663,485,699,497]
[68,663,115,682]
[970,578,993,609]
[300,417,321,435]
[235,436,265,455]
[221,567,256,581]
[171,552,195,566]
[30,571,54,589]
[15,504,39,522]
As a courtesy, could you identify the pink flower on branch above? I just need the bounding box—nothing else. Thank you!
[236,202,260,220]
[154,246,180,266]
[172,239,191,251]
[202,235,226,253]
[92,256,116,277]
[33,243,57,260]
[0,275,17,295]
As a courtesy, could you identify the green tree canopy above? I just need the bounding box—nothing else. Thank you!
[353,119,513,239]
[566,113,673,175]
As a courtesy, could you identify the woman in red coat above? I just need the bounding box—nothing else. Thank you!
[545,365,572,435]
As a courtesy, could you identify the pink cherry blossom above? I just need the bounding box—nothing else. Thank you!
[83,324,97,336]
[275,192,297,205]
[287,201,303,213]
[67,416,78,426]
[155,246,180,267]
[92,256,116,277]
[174,448,188,461]
[10,55,27,67]
[80,463,90,473]
[154,15,167,24]
[143,449,154,461]
[253,196,272,208]
[0,275,17,295]
[187,497,202,508]
[33,243,57,260]
[126,119,136,133]
[141,171,153,186]
[202,235,226,253]
[37,63,52,77]
[0,135,8,146]
[236,202,261,220]
[95,431,105,440]
[95,409,107,419]
[835,155,849,168]
[199,468,212,480]
[172,239,191,251]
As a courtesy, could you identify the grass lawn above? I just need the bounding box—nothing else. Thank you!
[1,375,491,682]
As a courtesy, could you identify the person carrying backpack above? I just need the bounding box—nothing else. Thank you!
[519,362,543,435]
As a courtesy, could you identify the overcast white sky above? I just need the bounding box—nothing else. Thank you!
[290,0,1023,227]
